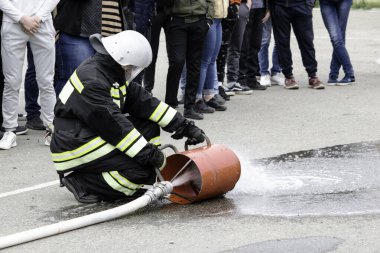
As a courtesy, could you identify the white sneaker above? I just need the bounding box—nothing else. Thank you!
[271,72,285,86]
[260,75,272,87]
[0,131,17,150]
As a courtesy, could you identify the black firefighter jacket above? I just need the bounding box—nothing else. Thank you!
[50,53,185,175]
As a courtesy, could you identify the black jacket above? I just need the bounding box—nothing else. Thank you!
[50,53,185,174]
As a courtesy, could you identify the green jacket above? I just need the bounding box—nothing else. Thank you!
[170,0,215,23]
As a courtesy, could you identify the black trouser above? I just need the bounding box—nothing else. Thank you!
[66,117,159,202]
[165,17,208,109]
[143,10,169,93]
[216,17,238,82]
[270,3,317,78]
[238,8,266,85]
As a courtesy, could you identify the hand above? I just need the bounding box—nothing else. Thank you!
[206,18,213,28]
[171,120,205,145]
[19,15,40,35]
[262,11,270,23]
[149,146,167,171]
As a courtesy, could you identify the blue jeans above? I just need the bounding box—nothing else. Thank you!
[24,43,41,120]
[320,0,354,79]
[54,32,95,95]
[197,19,222,98]
[258,18,281,75]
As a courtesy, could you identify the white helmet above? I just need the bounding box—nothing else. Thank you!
[89,30,152,82]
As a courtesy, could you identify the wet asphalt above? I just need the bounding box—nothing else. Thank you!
[0,9,380,253]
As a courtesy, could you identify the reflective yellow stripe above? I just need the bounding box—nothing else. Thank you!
[109,171,142,190]
[158,107,177,128]
[149,102,169,123]
[102,172,136,196]
[126,137,147,158]
[52,137,106,162]
[149,136,160,146]
[70,71,84,93]
[116,129,141,152]
[120,85,127,95]
[59,81,74,104]
[110,88,119,98]
[54,144,115,171]
[113,99,121,108]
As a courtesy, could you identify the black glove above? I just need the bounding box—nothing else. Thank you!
[227,4,239,19]
[171,120,205,145]
[206,18,213,28]
[148,145,166,170]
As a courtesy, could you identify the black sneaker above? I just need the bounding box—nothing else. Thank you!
[194,100,215,113]
[247,81,267,90]
[26,116,45,130]
[1,126,29,135]
[184,107,204,120]
[213,94,226,105]
[206,97,227,111]
[218,86,230,101]
[62,176,101,203]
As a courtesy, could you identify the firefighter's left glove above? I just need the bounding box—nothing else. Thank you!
[149,146,167,171]
[171,120,205,145]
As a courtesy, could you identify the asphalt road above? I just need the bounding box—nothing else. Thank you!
[0,9,380,253]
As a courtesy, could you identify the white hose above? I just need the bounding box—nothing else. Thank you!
[0,181,173,250]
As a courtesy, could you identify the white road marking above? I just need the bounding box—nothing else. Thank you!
[0,180,59,198]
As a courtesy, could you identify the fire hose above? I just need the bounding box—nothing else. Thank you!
[0,181,173,250]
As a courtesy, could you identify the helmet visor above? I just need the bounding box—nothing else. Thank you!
[123,65,144,83]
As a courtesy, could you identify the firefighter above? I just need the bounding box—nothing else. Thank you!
[50,30,205,203]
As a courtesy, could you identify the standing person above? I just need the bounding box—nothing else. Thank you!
[238,0,268,91]
[51,31,205,203]
[0,10,3,140]
[0,0,58,150]
[270,0,325,90]
[164,0,214,120]
[143,0,171,94]
[195,0,229,115]
[53,0,130,95]
[320,0,355,86]
[216,0,241,100]
[258,16,285,87]
[224,0,253,95]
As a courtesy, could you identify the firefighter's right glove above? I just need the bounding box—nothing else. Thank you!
[171,120,205,145]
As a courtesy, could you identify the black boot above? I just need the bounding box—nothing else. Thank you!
[62,175,102,203]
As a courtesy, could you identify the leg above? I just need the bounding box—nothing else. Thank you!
[291,4,318,77]
[24,43,42,123]
[165,19,188,107]
[259,19,272,76]
[185,19,208,109]
[216,17,237,82]
[143,11,167,93]
[29,19,56,126]
[271,4,294,78]
[226,4,250,84]
[1,22,28,131]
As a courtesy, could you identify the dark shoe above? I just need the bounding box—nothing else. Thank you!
[184,107,204,120]
[194,100,215,113]
[309,76,325,89]
[213,94,226,105]
[218,86,230,101]
[247,81,267,90]
[206,97,227,111]
[1,126,29,135]
[285,76,299,90]
[337,75,356,86]
[0,131,3,139]
[62,176,101,203]
[26,116,45,130]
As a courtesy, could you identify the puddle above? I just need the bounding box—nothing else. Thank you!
[228,141,380,216]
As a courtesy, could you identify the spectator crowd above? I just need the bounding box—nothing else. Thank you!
[0,0,356,150]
